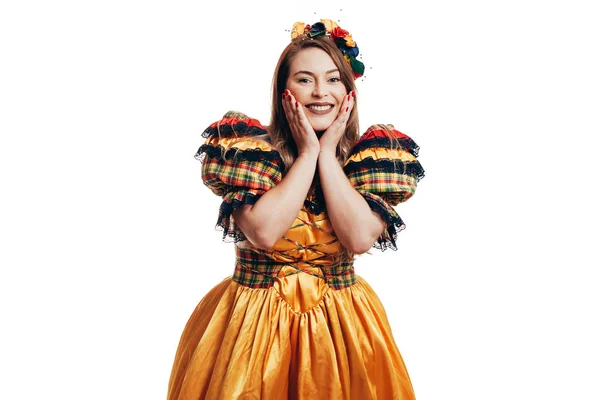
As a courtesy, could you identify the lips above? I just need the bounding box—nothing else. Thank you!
[305,103,334,115]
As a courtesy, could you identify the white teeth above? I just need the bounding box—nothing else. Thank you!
[308,105,332,111]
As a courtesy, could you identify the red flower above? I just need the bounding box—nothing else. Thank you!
[330,27,349,40]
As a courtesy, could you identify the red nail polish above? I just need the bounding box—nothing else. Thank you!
[352,91,355,97]
[347,95,350,101]
[282,93,285,99]
[288,95,291,101]
[345,107,349,112]
[295,101,298,107]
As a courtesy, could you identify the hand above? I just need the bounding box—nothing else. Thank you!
[281,89,320,157]
[318,90,355,155]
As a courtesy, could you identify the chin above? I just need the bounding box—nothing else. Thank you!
[307,118,335,133]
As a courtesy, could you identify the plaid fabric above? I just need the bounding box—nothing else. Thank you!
[347,168,418,205]
[321,261,357,289]
[202,154,281,197]
[343,125,424,251]
[202,110,268,138]
[197,112,283,242]
[195,113,430,288]
[233,247,356,290]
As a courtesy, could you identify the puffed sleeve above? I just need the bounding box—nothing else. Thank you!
[343,124,425,251]
[194,111,284,242]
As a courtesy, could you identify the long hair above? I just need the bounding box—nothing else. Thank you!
[265,35,360,171]
[265,35,362,262]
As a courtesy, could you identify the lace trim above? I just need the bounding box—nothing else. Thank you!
[344,156,425,182]
[362,195,406,251]
[216,192,262,243]
[351,136,420,157]
[195,143,283,164]
[202,122,268,139]
[303,184,326,215]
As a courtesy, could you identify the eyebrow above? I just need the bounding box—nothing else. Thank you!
[293,69,339,76]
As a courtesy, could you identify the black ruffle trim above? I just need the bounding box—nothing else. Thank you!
[344,157,426,182]
[363,196,406,252]
[301,184,326,215]
[202,122,268,139]
[352,136,420,157]
[303,199,326,215]
[195,144,284,165]
[215,192,261,243]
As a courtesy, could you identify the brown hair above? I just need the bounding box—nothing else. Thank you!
[264,35,360,171]
[242,36,363,261]
[270,35,362,262]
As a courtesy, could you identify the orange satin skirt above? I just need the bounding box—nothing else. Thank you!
[167,269,415,400]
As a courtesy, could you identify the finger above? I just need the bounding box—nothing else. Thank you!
[283,92,306,138]
[330,94,351,126]
[348,90,356,112]
[340,90,355,112]
[294,100,310,127]
[288,93,302,129]
[282,91,297,124]
[289,93,310,134]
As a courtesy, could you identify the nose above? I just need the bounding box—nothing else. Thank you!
[311,82,326,98]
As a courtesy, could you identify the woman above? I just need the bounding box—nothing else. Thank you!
[168,20,425,400]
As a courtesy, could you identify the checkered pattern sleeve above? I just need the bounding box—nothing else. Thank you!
[194,111,284,242]
[343,124,425,251]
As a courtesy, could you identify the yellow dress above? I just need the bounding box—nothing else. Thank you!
[167,112,425,400]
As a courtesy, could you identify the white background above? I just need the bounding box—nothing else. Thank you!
[1,1,599,399]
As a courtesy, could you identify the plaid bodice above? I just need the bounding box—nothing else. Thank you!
[233,205,356,289]
[195,111,424,291]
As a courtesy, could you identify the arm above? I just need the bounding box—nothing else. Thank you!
[315,90,386,254]
[318,150,386,254]
[232,150,318,249]
[232,90,321,249]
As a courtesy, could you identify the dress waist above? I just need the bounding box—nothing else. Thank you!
[232,248,355,290]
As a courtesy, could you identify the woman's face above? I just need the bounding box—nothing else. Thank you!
[286,47,348,133]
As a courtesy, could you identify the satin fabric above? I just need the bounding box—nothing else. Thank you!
[174,112,421,399]
[167,272,415,400]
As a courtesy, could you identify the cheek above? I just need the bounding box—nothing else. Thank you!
[288,83,302,94]
[284,81,295,95]
[335,89,349,104]
[287,87,308,102]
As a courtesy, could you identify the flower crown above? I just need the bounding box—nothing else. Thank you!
[290,19,365,79]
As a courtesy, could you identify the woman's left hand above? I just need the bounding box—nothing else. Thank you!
[319,91,355,155]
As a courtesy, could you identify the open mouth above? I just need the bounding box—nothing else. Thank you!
[306,104,334,114]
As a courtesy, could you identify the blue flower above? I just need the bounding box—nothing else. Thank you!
[309,22,326,38]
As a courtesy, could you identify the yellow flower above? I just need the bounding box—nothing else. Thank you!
[291,21,306,39]
[320,19,339,33]
[344,35,355,47]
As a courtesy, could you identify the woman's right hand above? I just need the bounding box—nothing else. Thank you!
[282,89,320,157]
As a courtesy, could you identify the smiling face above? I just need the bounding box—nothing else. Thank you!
[286,47,349,133]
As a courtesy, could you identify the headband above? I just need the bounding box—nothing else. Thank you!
[290,19,365,79]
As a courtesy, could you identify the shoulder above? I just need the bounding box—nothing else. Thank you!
[347,124,420,160]
[202,110,269,141]
[343,123,425,181]
[195,111,282,163]
[196,111,283,197]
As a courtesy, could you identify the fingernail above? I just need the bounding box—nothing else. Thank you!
[282,93,285,100]
[345,107,349,112]
[347,95,350,101]
[352,91,355,97]
[295,101,298,107]
[288,95,291,101]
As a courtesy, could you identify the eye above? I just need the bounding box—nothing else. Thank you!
[297,77,312,84]
[328,77,341,83]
